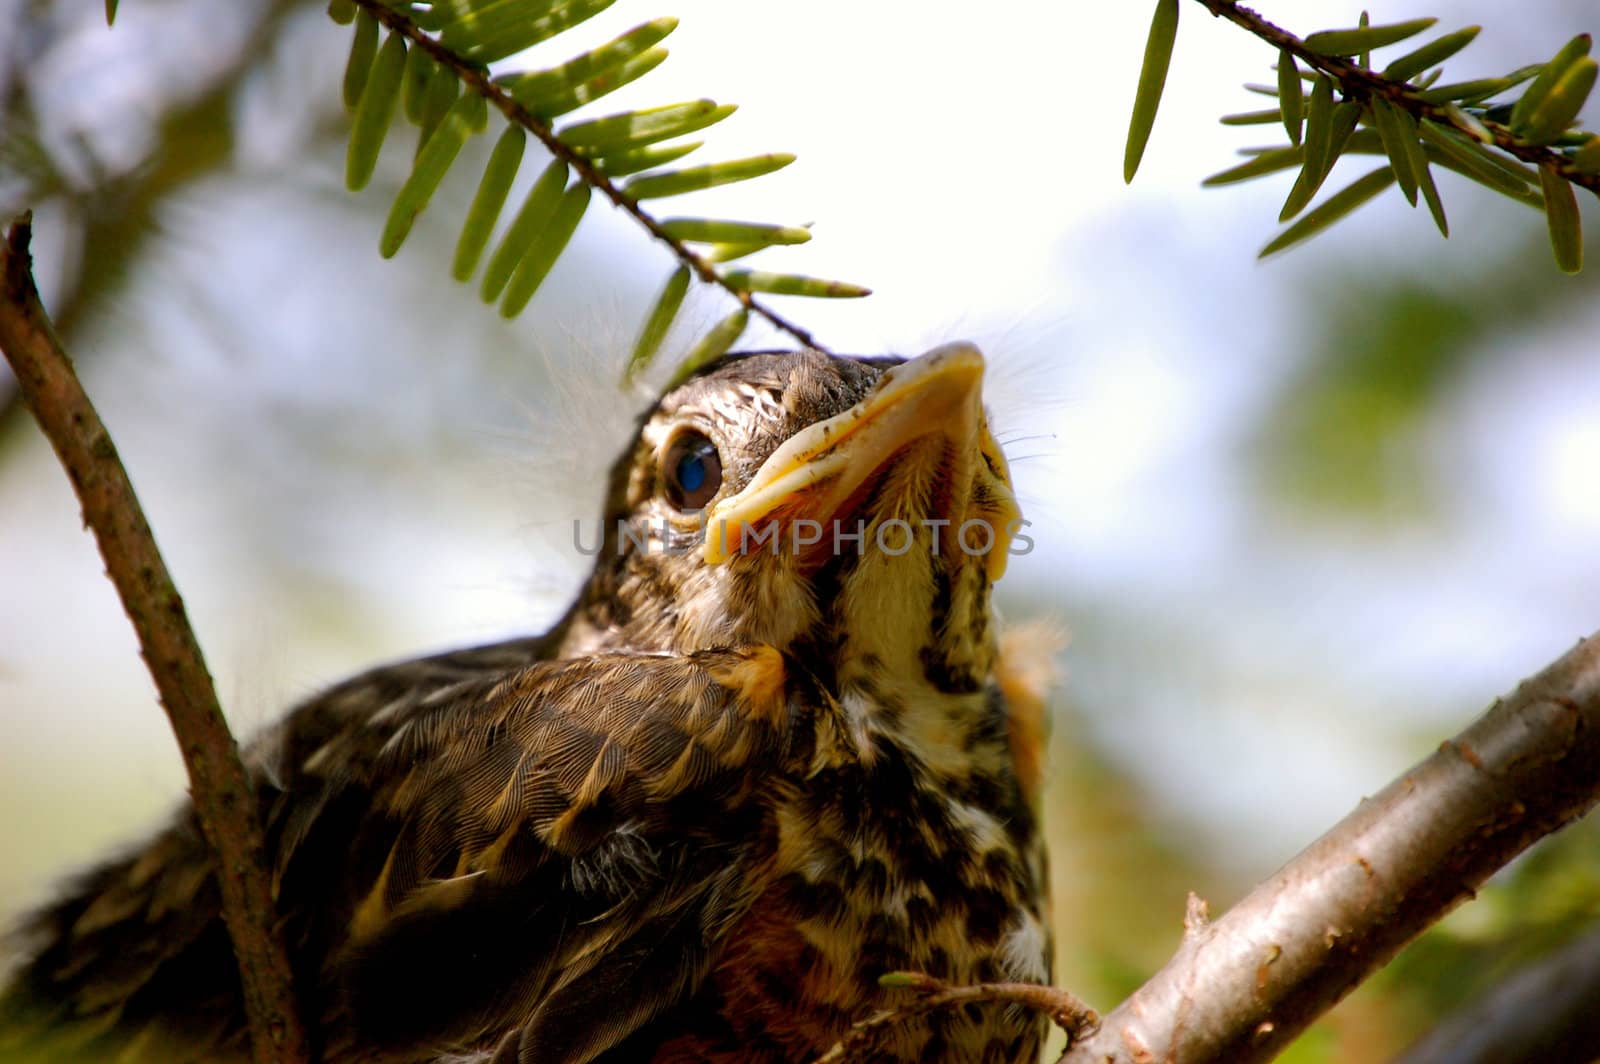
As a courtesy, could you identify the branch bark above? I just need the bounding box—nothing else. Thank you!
[0,214,310,1064]
[1060,631,1600,1064]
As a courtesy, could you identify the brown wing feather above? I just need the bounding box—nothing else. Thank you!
[2,641,807,1064]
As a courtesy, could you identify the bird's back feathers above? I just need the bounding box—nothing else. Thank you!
[3,641,819,1064]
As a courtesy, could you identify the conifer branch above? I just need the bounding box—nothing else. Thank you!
[1196,0,1600,197]
[350,0,833,355]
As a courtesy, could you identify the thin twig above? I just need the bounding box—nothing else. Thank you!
[1196,0,1600,198]
[812,972,1098,1063]
[0,214,310,1064]
[350,0,834,354]
[1059,631,1600,1064]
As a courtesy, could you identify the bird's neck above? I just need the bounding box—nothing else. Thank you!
[802,547,1004,772]
[553,541,1004,770]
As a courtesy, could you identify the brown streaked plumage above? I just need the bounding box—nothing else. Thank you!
[1,343,1051,1063]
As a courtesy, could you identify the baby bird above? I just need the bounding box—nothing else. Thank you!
[1,343,1050,1063]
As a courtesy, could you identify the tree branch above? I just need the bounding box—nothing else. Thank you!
[0,214,310,1064]
[1196,0,1600,199]
[1059,631,1600,1064]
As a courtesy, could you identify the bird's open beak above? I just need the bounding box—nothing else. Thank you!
[702,342,1022,581]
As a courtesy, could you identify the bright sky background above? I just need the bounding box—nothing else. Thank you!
[2,0,1598,924]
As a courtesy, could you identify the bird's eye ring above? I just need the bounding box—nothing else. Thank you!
[662,431,723,511]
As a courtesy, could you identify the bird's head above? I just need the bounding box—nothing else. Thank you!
[561,343,1021,693]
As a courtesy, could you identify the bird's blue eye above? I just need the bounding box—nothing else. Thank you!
[662,431,723,511]
[678,452,707,492]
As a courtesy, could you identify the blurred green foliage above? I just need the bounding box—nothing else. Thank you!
[1255,228,1599,521]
